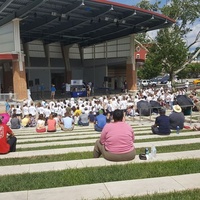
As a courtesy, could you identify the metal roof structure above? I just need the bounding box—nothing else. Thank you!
[0,0,175,47]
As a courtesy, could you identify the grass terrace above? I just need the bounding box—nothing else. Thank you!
[0,119,200,199]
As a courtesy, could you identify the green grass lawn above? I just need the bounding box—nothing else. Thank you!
[104,189,200,200]
[0,159,199,192]
[1,143,200,166]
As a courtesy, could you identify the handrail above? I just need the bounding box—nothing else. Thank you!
[0,93,17,101]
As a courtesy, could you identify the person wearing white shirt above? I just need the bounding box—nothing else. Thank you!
[22,104,29,117]
[44,106,51,119]
[28,103,37,117]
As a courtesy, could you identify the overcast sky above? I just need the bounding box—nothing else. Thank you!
[110,0,200,51]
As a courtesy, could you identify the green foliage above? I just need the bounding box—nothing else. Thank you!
[154,28,188,79]
[135,33,151,44]
[136,0,200,79]
[137,56,162,79]
[136,0,161,11]
[178,63,200,78]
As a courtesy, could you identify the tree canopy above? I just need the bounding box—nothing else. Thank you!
[136,0,200,81]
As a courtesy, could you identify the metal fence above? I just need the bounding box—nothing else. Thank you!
[0,93,17,101]
[138,105,200,124]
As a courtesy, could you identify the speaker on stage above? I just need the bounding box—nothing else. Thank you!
[104,77,111,82]
[29,80,33,87]
[35,78,40,85]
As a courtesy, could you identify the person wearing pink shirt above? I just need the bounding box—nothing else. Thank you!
[47,114,56,132]
[93,109,136,161]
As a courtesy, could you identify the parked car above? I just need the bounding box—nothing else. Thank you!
[140,80,150,87]
[160,75,169,84]
[193,79,200,84]
[149,79,159,87]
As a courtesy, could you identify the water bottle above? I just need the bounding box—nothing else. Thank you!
[151,145,157,159]
[176,126,180,134]
[145,147,149,159]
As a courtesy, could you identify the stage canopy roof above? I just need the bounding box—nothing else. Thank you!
[0,0,175,47]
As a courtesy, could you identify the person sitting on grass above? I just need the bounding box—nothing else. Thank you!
[0,116,17,154]
[93,109,136,162]
[169,104,185,130]
[192,124,200,131]
[36,114,46,133]
[47,114,56,132]
[151,108,171,135]
[10,113,21,129]
[21,115,30,127]
[78,110,89,126]
[94,110,106,132]
[59,112,74,131]
[28,114,37,127]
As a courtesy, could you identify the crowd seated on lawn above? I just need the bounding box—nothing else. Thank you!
[1,84,199,134]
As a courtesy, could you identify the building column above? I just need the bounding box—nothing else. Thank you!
[126,34,137,91]
[61,45,72,84]
[12,59,27,100]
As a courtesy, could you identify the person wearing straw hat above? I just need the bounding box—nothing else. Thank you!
[169,104,185,130]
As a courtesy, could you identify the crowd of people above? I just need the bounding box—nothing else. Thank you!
[0,84,200,161]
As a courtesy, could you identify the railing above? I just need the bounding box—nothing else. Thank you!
[0,93,17,101]
[137,104,200,124]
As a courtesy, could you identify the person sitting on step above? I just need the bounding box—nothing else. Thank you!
[93,109,136,162]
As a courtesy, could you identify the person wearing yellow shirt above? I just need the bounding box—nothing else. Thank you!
[21,115,30,127]
[73,106,82,116]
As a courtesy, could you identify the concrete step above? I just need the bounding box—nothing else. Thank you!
[0,173,199,200]
[15,137,200,149]
[16,131,200,143]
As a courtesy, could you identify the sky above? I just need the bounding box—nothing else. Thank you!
[109,0,200,52]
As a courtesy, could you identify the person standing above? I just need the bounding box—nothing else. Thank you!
[5,99,10,114]
[151,109,171,135]
[185,80,189,92]
[93,109,135,161]
[40,83,45,98]
[51,84,56,100]
[0,116,17,154]
[123,80,128,93]
[61,83,66,95]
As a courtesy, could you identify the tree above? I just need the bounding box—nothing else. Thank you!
[136,0,200,81]
[137,44,162,79]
